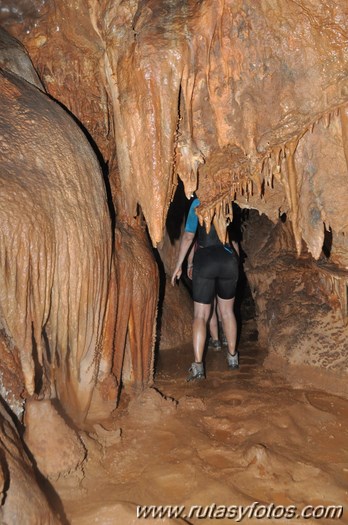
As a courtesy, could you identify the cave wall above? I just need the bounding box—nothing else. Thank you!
[0,32,117,517]
[242,210,348,396]
[113,223,159,385]
[0,35,155,428]
[4,1,347,255]
[1,5,347,514]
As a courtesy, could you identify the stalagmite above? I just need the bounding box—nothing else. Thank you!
[113,223,158,386]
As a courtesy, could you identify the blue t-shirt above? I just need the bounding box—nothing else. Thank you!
[185,198,200,233]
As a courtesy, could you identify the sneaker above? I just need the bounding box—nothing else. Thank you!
[208,338,222,351]
[227,350,239,369]
[186,362,205,382]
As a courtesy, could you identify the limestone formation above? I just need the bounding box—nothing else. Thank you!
[0,3,347,521]
[242,211,348,396]
[23,399,86,480]
[5,0,347,252]
[0,403,61,524]
[0,0,348,410]
[0,27,43,89]
[0,68,114,422]
[113,223,159,386]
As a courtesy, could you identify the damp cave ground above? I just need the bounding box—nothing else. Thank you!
[52,313,348,525]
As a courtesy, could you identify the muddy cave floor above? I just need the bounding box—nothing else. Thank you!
[53,320,348,524]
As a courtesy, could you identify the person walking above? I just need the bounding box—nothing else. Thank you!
[187,247,227,351]
[171,197,239,381]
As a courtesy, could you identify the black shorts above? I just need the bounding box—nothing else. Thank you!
[192,245,239,304]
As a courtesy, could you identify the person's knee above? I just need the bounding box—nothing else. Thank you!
[193,312,209,323]
[193,305,211,322]
[217,301,235,321]
[219,310,233,322]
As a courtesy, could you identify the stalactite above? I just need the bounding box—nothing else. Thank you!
[339,105,348,175]
[253,101,347,260]
[179,90,343,253]
[285,140,302,255]
[113,223,158,387]
[316,261,348,325]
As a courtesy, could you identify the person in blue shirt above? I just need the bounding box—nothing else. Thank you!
[171,197,240,381]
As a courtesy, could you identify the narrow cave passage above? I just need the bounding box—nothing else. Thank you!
[52,200,348,524]
[1,1,348,523]
[153,179,256,379]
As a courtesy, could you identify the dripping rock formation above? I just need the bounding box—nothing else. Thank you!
[0,67,114,422]
[4,0,345,388]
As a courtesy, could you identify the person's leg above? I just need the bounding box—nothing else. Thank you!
[208,297,219,340]
[216,302,222,323]
[217,296,237,356]
[216,301,227,346]
[215,247,239,364]
[192,301,211,363]
[189,247,215,379]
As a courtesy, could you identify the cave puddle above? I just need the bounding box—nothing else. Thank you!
[53,319,348,524]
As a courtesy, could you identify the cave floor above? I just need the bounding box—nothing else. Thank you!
[54,319,348,525]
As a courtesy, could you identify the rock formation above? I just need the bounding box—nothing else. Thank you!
[0,66,115,422]
[24,399,86,480]
[0,402,61,524]
[0,0,347,389]
[5,0,346,250]
[0,0,347,397]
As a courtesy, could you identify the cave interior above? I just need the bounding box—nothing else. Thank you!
[0,0,348,523]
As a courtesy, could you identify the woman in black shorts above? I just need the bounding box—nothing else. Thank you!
[171,198,239,381]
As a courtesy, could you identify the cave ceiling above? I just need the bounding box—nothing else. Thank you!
[2,0,348,262]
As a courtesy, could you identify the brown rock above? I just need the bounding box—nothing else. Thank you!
[71,501,185,525]
[159,277,193,351]
[23,399,86,479]
[127,388,177,425]
[0,402,60,524]
[0,27,43,89]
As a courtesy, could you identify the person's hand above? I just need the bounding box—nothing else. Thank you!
[171,265,182,286]
[187,264,193,280]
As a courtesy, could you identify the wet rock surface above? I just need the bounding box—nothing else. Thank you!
[0,4,347,521]
[24,399,86,480]
[52,321,348,524]
[0,403,61,524]
[242,211,348,395]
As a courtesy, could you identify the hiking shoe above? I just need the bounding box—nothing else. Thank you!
[208,338,222,351]
[227,350,239,369]
[186,362,205,382]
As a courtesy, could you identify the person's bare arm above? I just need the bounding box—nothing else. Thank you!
[171,231,195,285]
[187,242,195,280]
